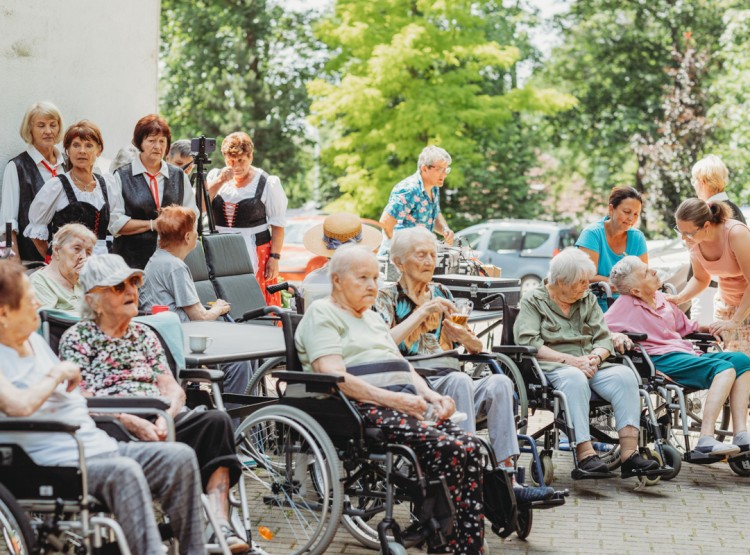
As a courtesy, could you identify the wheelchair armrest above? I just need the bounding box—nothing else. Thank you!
[0,418,79,433]
[271,371,344,384]
[492,345,538,355]
[179,368,225,382]
[684,332,715,342]
[621,332,648,342]
[86,397,171,411]
[407,349,461,363]
[414,367,440,378]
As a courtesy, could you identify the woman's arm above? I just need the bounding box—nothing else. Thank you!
[386,297,454,346]
[577,246,610,283]
[207,167,233,200]
[0,362,81,417]
[440,319,483,353]
[312,354,428,419]
[669,257,711,304]
[154,372,186,417]
[266,225,284,280]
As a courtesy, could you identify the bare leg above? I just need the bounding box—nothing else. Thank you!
[618,425,639,461]
[576,440,595,460]
[205,466,230,520]
[729,371,750,434]
[701,369,736,436]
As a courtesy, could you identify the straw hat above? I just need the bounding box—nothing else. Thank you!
[303,213,382,258]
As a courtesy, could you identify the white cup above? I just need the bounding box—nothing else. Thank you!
[189,335,213,354]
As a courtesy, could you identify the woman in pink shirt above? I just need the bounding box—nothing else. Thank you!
[605,256,750,457]
[670,199,750,353]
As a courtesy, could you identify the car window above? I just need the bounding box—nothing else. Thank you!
[488,230,523,252]
[558,229,578,249]
[458,230,485,249]
[522,232,549,251]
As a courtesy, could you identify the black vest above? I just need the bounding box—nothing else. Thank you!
[210,172,271,245]
[50,174,110,242]
[112,163,184,269]
[10,152,47,261]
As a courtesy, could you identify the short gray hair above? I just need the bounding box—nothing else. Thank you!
[548,247,596,285]
[109,145,138,173]
[417,145,451,172]
[169,139,192,159]
[80,291,102,320]
[390,227,436,265]
[328,244,376,280]
[609,256,644,295]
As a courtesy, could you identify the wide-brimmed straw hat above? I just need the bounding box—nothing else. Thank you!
[303,213,382,258]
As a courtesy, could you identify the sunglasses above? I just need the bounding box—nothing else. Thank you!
[96,274,143,294]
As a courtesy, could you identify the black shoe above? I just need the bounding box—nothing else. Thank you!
[620,451,662,479]
[571,454,616,480]
[513,484,555,504]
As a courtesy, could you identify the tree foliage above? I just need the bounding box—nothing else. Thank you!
[308,0,576,223]
[159,0,324,204]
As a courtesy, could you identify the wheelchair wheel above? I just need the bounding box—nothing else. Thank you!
[0,482,34,555]
[529,452,553,486]
[245,356,287,396]
[341,455,421,550]
[658,444,682,481]
[638,448,663,487]
[728,456,750,477]
[234,404,343,555]
[515,505,533,540]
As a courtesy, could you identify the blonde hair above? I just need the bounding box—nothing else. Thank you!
[51,223,97,254]
[692,155,728,197]
[19,101,64,145]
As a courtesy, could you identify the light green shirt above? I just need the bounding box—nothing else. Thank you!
[295,298,405,372]
[29,270,83,314]
[513,285,614,371]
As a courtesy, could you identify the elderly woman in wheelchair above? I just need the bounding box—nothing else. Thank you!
[0,259,206,554]
[374,226,554,504]
[295,244,488,554]
[605,256,750,458]
[514,248,667,480]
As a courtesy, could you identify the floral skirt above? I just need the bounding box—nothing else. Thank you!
[714,295,750,353]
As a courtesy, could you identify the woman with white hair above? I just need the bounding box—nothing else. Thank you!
[691,155,746,223]
[514,247,662,479]
[605,256,750,456]
[1,101,65,261]
[295,245,485,554]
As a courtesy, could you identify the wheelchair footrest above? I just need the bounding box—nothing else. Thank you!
[685,450,728,465]
[530,496,567,510]
[570,468,616,480]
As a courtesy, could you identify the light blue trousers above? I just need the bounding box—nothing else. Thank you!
[545,364,641,444]
[428,371,520,462]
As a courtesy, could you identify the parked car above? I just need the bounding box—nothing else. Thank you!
[456,219,578,296]
[279,215,382,283]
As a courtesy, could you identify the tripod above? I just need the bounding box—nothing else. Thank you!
[192,135,217,236]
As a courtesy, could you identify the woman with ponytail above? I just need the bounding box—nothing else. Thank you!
[670,199,750,352]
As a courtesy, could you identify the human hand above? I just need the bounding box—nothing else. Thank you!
[569,356,597,378]
[265,257,279,280]
[219,166,234,184]
[443,228,455,246]
[418,298,454,321]
[611,332,634,354]
[154,416,169,441]
[214,298,231,315]
[708,319,737,338]
[664,294,681,305]
[52,361,82,392]
[441,318,473,344]
[391,393,428,420]
[434,395,456,420]
[120,414,162,442]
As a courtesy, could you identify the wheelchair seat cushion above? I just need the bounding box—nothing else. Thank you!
[347,359,417,395]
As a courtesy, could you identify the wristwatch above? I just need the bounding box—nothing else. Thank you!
[269,253,281,260]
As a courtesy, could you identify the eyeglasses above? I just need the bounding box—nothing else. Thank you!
[428,165,451,175]
[673,225,701,239]
[97,274,143,294]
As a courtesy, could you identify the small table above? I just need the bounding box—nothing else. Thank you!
[182,321,286,367]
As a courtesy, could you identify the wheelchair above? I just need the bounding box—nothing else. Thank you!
[229,305,526,555]
[622,331,750,478]
[491,294,673,486]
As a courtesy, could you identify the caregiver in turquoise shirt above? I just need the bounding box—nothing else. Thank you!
[576,186,648,311]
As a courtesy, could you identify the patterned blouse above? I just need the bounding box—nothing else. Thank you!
[59,320,168,397]
[381,172,440,233]
[374,282,455,356]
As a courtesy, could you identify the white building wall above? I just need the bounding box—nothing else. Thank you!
[0,0,161,187]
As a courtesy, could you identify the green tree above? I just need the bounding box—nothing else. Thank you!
[159,0,324,204]
[308,0,576,222]
[536,0,725,210]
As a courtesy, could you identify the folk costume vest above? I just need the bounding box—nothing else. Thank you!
[50,174,110,243]
[11,152,47,261]
[113,163,183,269]
[210,172,271,246]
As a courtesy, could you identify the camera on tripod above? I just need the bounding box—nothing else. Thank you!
[190,136,216,163]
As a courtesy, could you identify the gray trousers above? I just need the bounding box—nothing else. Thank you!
[545,364,641,444]
[87,442,206,555]
[428,371,520,462]
[220,360,255,395]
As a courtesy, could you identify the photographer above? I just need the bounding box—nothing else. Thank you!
[108,114,198,270]
[206,132,287,307]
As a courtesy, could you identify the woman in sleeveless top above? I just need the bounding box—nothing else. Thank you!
[25,121,112,258]
[207,132,287,306]
[0,102,65,261]
[576,186,648,312]
[670,198,750,352]
[108,114,198,270]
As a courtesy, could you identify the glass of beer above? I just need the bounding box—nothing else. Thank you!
[450,298,473,326]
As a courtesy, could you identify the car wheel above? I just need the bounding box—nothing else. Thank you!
[520,275,541,296]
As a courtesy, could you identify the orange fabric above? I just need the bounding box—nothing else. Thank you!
[256,242,281,307]
[306,255,328,274]
[40,160,58,177]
